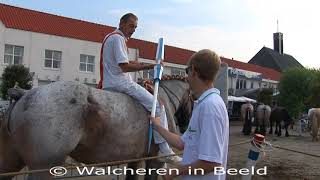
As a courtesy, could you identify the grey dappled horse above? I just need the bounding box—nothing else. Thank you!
[0,79,190,180]
[254,104,271,136]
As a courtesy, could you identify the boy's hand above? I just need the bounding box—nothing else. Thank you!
[149,116,161,129]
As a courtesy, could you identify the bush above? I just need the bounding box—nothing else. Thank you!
[0,65,33,100]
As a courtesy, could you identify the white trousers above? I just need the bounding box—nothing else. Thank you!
[104,80,168,144]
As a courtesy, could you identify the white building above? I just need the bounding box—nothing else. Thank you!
[0,3,280,93]
[0,3,188,88]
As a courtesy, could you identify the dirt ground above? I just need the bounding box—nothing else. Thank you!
[227,121,320,180]
[12,122,320,180]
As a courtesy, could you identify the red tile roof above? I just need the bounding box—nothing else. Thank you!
[221,57,281,81]
[0,3,280,81]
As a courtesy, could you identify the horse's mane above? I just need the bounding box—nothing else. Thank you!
[138,75,191,133]
[138,75,187,93]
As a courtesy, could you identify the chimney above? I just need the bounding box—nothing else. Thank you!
[273,20,283,54]
[273,32,283,54]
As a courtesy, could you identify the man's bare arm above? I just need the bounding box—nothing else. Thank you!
[119,62,154,72]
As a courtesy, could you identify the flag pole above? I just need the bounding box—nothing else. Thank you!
[148,38,164,154]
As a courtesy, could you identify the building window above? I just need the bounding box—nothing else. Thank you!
[251,81,254,89]
[45,50,61,69]
[171,67,186,76]
[236,79,240,89]
[80,54,95,73]
[4,44,24,65]
[236,79,247,89]
[143,69,154,79]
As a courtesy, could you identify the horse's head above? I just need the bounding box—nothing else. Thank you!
[175,89,193,133]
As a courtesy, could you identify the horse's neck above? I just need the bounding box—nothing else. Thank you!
[160,80,187,103]
[159,80,188,133]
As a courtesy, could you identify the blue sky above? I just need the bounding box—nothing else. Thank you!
[1,0,319,68]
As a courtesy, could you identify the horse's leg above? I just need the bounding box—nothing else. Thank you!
[254,118,260,134]
[145,160,165,180]
[278,121,282,136]
[26,157,66,180]
[243,119,248,135]
[14,124,81,180]
[261,119,266,136]
[285,123,289,137]
[0,154,24,180]
[242,119,246,134]
[243,110,251,135]
[125,162,144,180]
[0,131,25,180]
[0,150,25,180]
[144,143,164,180]
[275,120,279,135]
[248,119,252,135]
[269,118,273,134]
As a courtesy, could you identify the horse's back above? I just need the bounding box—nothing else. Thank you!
[9,81,150,163]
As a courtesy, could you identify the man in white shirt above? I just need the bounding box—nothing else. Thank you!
[98,13,180,163]
[151,49,229,180]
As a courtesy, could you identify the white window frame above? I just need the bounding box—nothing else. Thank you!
[4,44,24,65]
[44,50,62,69]
[79,54,95,73]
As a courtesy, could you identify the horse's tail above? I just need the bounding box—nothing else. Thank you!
[82,90,108,136]
[1,101,17,136]
[245,108,251,122]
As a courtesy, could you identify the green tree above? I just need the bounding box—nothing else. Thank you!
[278,68,318,118]
[257,88,273,105]
[0,65,33,100]
[308,70,320,107]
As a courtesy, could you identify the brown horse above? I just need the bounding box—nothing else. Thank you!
[241,102,254,135]
[0,79,190,180]
[269,107,293,137]
[309,108,320,141]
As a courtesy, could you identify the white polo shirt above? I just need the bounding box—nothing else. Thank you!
[102,29,132,89]
[181,88,229,180]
